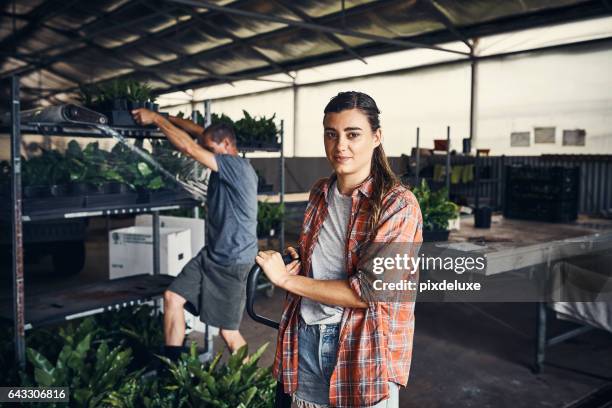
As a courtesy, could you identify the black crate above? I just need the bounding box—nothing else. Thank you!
[504,165,579,222]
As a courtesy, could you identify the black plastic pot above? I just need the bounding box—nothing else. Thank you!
[129,100,146,110]
[144,101,154,110]
[23,185,52,198]
[423,229,450,242]
[70,182,103,196]
[50,184,69,197]
[0,183,9,197]
[102,182,129,194]
[85,191,138,208]
[113,98,128,111]
[474,207,492,229]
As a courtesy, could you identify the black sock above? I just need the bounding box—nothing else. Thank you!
[163,345,189,361]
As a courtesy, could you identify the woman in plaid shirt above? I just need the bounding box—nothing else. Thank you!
[256,91,423,407]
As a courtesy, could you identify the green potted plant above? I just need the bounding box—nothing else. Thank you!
[234,110,278,148]
[412,179,459,241]
[79,79,156,126]
[257,201,284,238]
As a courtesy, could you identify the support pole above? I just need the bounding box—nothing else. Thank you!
[446,126,451,197]
[292,81,298,157]
[153,211,160,276]
[204,99,211,127]
[469,52,478,147]
[280,119,285,252]
[415,127,420,187]
[10,75,26,370]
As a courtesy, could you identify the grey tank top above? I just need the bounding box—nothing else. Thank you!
[300,181,351,325]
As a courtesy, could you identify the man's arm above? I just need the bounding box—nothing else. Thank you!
[167,115,205,139]
[132,109,218,171]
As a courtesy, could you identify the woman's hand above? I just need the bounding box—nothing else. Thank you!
[256,247,300,289]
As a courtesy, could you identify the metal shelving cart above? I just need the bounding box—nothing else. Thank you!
[2,76,202,369]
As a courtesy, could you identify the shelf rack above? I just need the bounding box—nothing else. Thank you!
[4,77,201,369]
[407,126,503,209]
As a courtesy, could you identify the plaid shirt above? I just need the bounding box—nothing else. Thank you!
[272,175,423,407]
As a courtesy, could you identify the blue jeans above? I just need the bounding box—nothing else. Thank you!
[294,316,399,408]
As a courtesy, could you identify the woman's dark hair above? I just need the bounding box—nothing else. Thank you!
[324,91,401,234]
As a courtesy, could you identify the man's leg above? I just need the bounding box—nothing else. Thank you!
[163,290,187,346]
[219,329,247,353]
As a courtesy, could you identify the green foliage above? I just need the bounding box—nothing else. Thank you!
[412,179,459,231]
[257,201,284,237]
[20,140,168,190]
[159,343,276,408]
[96,304,165,353]
[79,79,155,110]
[27,334,134,408]
[212,111,279,147]
[0,160,11,185]
[211,112,234,128]
[5,307,276,407]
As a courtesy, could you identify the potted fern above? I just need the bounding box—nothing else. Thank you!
[412,179,459,242]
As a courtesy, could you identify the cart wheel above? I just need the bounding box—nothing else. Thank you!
[52,240,86,275]
[265,285,275,298]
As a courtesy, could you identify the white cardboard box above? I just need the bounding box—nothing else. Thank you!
[135,215,205,255]
[108,226,191,279]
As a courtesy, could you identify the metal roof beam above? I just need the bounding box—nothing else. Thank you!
[182,8,295,79]
[166,0,469,56]
[0,2,182,79]
[273,0,367,64]
[423,0,472,51]
[0,0,78,63]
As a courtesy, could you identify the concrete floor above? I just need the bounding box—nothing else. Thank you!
[2,216,611,407]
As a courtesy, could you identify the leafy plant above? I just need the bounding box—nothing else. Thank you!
[257,201,284,237]
[96,304,165,354]
[0,160,10,186]
[234,110,278,146]
[211,111,279,147]
[26,335,134,407]
[211,112,234,128]
[79,79,155,111]
[160,342,276,408]
[412,179,459,231]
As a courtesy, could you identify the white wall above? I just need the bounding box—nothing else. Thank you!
[477,46,612,154]
[160,40,612,158]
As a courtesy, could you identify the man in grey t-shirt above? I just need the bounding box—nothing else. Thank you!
[132,109,258,358]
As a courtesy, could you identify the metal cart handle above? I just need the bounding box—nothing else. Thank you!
[246,253,296,330]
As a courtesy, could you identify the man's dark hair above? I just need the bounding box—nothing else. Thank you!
[203,122,236,145]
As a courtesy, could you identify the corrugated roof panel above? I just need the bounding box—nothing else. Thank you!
[251,29,341,62]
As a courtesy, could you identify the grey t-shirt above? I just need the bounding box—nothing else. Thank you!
[300,181,350,325]
[205,154,258,266]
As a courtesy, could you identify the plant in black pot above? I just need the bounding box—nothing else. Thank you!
[79,79,156,126]
[0,160,10,197]
[257,201,284,239]
[412,179,459,242]
[234,110,279,148]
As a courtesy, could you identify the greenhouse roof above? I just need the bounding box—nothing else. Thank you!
[1,0,610,107]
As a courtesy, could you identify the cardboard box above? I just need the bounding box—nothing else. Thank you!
[108,226,191,279]
[135,215,205,256]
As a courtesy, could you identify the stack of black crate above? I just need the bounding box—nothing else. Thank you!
[504,165,580,222]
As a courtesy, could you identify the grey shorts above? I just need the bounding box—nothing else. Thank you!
[167,248,252,330]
